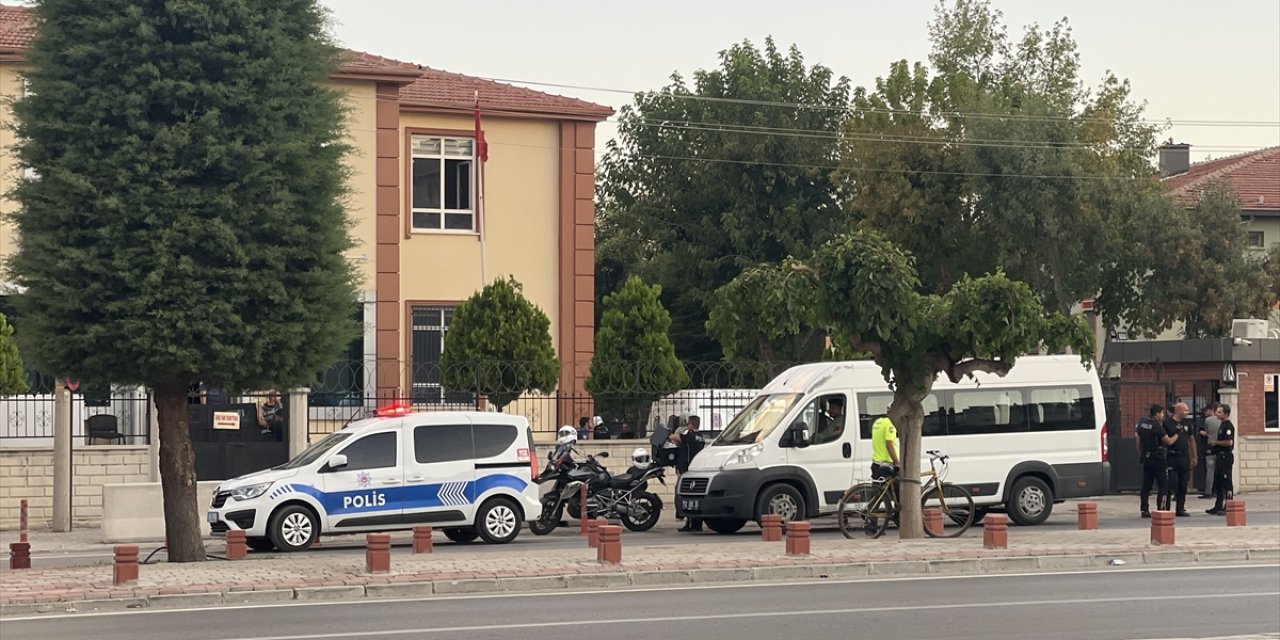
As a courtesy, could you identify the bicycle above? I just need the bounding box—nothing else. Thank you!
[836,449,975,539]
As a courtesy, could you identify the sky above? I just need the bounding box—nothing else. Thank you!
[316,0,1280,163]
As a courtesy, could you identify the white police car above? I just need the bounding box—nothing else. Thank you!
[207,405,542,551]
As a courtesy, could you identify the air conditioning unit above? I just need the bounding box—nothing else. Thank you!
[1231,319,1267,340]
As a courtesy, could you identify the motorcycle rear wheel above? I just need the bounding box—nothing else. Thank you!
[621,493,662,532]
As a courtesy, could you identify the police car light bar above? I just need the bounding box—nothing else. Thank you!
[376,403,411,417]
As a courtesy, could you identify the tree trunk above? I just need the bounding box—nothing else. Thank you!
[154,382,205,562]
[888,381,930,539]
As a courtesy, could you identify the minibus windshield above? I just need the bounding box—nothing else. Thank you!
[713,393,803,445]
[279,431,352,469]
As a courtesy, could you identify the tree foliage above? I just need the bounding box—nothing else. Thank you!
[587,276,688,404]
[441,277,558,410]
[721,230,1093,538]
[7,0,359,561]
[706,261,822,361]
[597,37,852,361]
[0,314,27,395]
[838,0,1265,337]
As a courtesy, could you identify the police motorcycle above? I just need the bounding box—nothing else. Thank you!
[529,427,665,534]
[564,447,666,532]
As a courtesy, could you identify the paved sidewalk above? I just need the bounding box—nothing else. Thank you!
[2,521,1277,617]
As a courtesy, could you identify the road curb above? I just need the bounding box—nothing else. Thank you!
[3,546,1276,617]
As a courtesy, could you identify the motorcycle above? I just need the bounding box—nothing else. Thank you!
[529,449,666,534]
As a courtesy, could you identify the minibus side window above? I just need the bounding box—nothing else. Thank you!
[858,393,946,437]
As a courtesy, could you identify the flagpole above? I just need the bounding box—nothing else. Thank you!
[474,91,488,286]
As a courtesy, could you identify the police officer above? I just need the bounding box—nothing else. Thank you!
[1206,403,1236,516]
[1162,402,1195,517]
[1136,404,1173,518]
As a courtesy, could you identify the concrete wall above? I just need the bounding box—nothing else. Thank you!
[0,446,151,529]
[0,60,29,279]
[1238,435,1280,492]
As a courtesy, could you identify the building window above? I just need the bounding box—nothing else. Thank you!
[411,136,475,232]
[410,304,474,405]
[1266,373,1278,432]
[1247,231,1265,249]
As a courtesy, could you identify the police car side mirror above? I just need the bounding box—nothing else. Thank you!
[326,454,348,471]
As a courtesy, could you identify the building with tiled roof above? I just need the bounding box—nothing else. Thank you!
[1159,143,1280,252]
[0,4,610,436]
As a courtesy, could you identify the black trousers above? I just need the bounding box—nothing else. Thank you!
[1213,453,1235,510]
[1140,457,1169,513]
[1166,458,1189,512]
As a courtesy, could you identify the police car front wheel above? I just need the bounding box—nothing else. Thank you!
[476,497,521,544]
[268,504,319,551]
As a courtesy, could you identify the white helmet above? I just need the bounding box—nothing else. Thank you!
[557,425,578,445]
[631,447,651,469]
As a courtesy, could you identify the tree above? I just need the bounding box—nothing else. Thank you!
[705,261,822,361]
[7,0,359,561]
[0,314,27,395]
[586,276,689,417]
[837,0,1264,337]
[722,230,1092,538]
[440,277,558,411]
[597,37,852,362]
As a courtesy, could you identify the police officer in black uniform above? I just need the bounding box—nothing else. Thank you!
[1206,403,1237,516]
[1136,404,1172,518]
[1163,402,1195,517]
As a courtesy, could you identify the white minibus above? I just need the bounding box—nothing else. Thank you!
[675,355,1108,532]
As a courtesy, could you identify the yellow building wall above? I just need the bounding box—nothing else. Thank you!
[334,80,378,289]
[397,113,561,364]
[0,62,30,282]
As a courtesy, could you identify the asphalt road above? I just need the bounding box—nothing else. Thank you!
[6,493,1279,568]
[5,565,1278,639]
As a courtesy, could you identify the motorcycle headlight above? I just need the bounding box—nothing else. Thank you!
[228,482,272,501]
[723,443,765,468]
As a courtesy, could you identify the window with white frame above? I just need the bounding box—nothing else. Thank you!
[409,304,474,405]
[1247,231,1265,249]
[410,136,475,232]
[1266,373,1278,432]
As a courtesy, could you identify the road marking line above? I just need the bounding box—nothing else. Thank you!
[4,563,1276,622]
[217,591,1280,640]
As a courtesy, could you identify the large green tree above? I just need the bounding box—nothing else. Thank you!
[723,230,1092,538]
[586,276,688,416]
[440,277,558,411]
[597,37,852,362]
[7,0,359,561]
[838,0,1263,337]
[0,313,27,395]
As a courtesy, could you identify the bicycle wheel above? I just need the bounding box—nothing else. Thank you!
[921,483,976,538]
[837,482,892,539]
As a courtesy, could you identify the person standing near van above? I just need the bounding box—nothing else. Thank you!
[1162,402,1195,516]
[1206,404,1236,516]
[673,415,706,532]
[1198,403,1222,499]
[1136,404,1173,518]
[870,416,900,479]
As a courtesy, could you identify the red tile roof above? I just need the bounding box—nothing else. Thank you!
[0,4,612,120]
[1164,146,1280,212]
[0,3,35,50]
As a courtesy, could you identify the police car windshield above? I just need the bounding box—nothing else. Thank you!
[714,393,803,445]
[279,432,352,469]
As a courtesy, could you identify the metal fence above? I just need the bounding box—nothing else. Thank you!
[0,385,152,447]
[304,360,803,441]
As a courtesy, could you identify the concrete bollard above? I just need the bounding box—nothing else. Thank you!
[1076,501,1099,530]
[1150,510,1176,545]
[578,484,589,537]
[413,526,434,554]
[761,514,783,542]
[113,544,140,585]
[785,520,811,556]
[923,507,943,537]
[587,517,601,548]
[19,498,28,543]
[365,533,391,573]
[983,514,1008,549]
[1225,500,1246,527]
[8,541,31,570]
[597,525,622,564]
[224,529,247,560]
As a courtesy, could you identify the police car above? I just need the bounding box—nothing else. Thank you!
[207,405,542,551]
